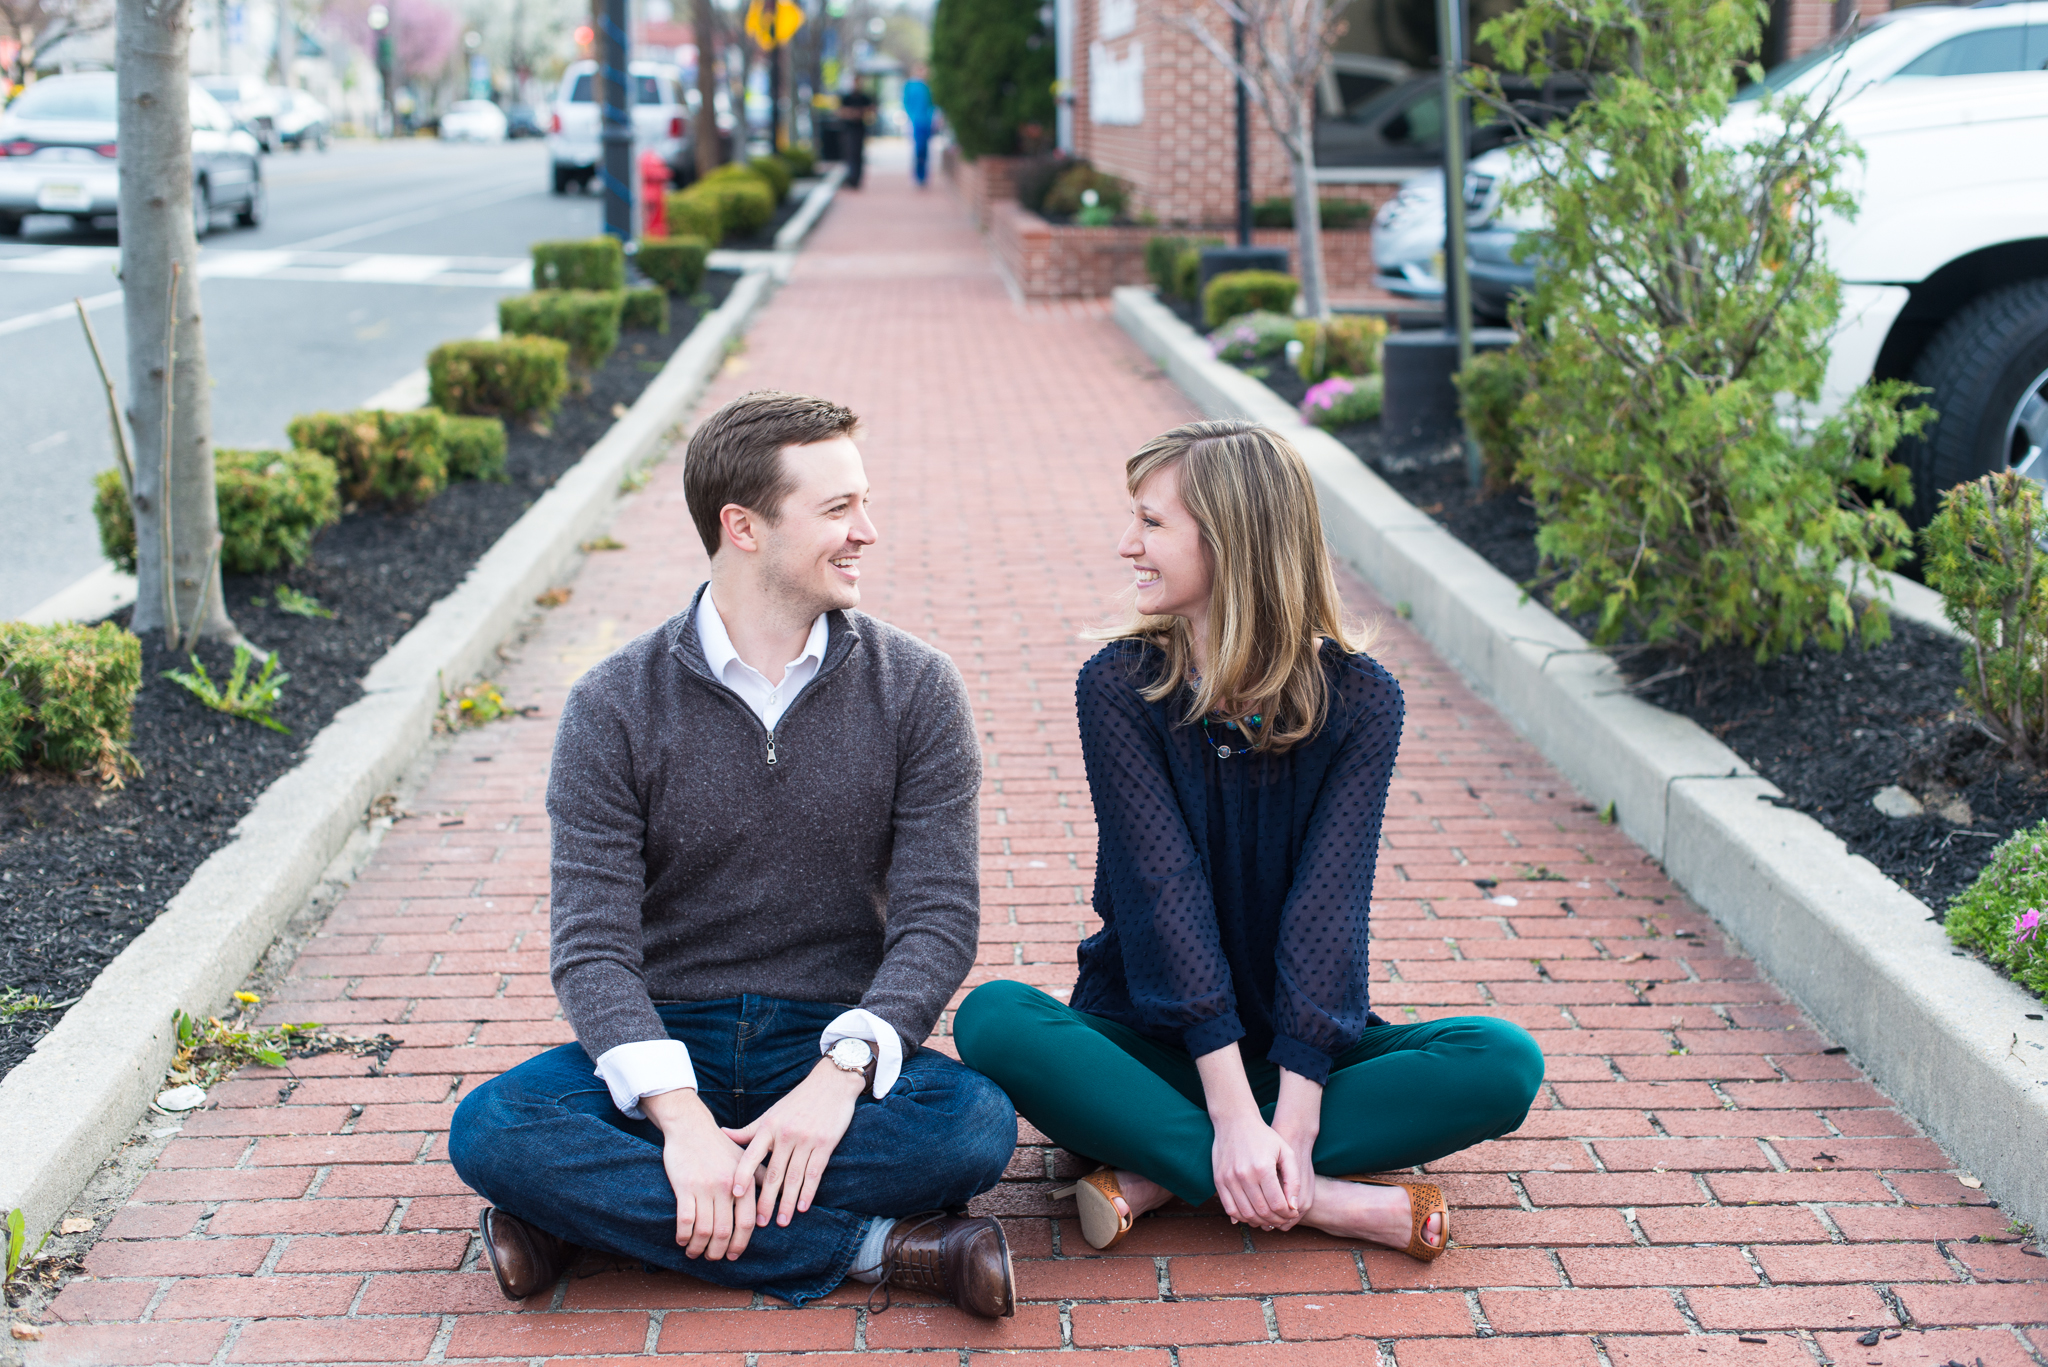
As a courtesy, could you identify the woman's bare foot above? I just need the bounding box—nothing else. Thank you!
[1107,1169,1173,1224]
[1297,1177,1446,1252]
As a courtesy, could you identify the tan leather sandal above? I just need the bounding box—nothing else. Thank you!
[1051,1167,1136,1250]
[1340,1176,1451,1261]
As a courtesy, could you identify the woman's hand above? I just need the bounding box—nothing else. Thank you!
[1269,1070,1324,1227]
[1195,1043,1303,1230]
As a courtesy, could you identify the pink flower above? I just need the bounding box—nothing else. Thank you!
[1301,377,1355,415]
[2016,908,2042,943]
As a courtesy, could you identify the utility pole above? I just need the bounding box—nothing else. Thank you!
[765,0,780,149]
[1233,17,1250,248]
[1435,0,1477,485]
[367,4,393,135]
[599,0,632,239]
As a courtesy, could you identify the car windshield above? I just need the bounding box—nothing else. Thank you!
[453,101,495,112]
[567,73,666,103]
[1733,24,1886,100]
[10,77,117,121]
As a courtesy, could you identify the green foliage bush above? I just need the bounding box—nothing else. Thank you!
[1170,245,1214,303]
[286,409,449,508]
[636,235,710,295]
[1943,820,2048,1004]
[665,189,725,244]
[1922,472,2048,762]
[93,449,342,576]
[0,621,142,783]
[1207,311,1299,363]
[1300,374,1384,429]
[1203,270,1299,328]
[781,145,817,177]
[621,285,670,334]
[696,176,775,240]
[929,0,1055,158]
[438,414,509,483]
[744,154,793,203]
[1042,162,1130,220]
[428,336,570,420]
[532,237,627,291]
[1455,348,1533,492]
[1014,153,1072,215]
[1477,0,1927,658]
[1250,197,1376,230]
[1292,315,1387,383]
[499,289,626,368]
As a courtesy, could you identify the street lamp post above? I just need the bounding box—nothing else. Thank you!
[1434,0,1478,485]
[367,4,393,137]
[1233,18,1250,249]
[598,0,632,241]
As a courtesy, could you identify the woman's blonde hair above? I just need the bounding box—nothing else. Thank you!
[1095,419,1371,753]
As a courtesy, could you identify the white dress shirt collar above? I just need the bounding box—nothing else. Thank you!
[695,587,829,732]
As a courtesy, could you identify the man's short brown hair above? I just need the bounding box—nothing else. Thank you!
[683,390,860,557]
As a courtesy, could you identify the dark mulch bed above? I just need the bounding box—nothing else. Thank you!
[1220,349,2033,914]
[0,270,738,1082]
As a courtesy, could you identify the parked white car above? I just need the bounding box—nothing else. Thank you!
[545,60,685,195]
[440,99,509,143]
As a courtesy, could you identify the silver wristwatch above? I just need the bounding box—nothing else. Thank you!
[828,1037,878,1093]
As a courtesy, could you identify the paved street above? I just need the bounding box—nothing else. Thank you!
[0,140,609,619]
[24,152,2048,1365]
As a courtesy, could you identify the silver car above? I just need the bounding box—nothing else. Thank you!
[0,72,265,238]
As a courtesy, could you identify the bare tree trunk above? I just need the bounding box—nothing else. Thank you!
[119,0,237,647]
[694,0,720,175]
[1287,107,1328,319]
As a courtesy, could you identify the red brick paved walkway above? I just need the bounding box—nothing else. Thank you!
[28,148,2048,1365]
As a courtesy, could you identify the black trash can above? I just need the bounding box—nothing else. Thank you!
[1381,328,1517,452]
[819,120,844,162]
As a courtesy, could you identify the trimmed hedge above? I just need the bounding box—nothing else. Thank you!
[665,190,724,244]
[92,448,342,576]
[1250,197,1376,230]
[637,235,710,295]
[499,289,626,368]
[0,620,142,782]
[781,145,816,177]
[286,409,449,509]
[428,336,570,420]
[1204,270,1300,328]
[1145,234,1223,301]
[696,176,774,240]
[621,286,670,334]
[533,237,627,291]
[439,414,509,483]
[740,155,792,203]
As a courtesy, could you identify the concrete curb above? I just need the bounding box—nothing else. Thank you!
[1113,284,2048,1235]
[0,265,778,1254]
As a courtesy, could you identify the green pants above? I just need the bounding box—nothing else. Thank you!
[954,979,1545,1207]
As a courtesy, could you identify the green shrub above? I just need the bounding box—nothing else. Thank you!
[1144,235,1184,293]
[1480,0,1928,658]
[1943,821,2048,1004]
[286,410,449,509]
[1171,245,1210,303]
[665,189,724,244]
[636,235,710,295]
[1250,197,1376,230]
[697,177,775,240]
[1300,374,1384,429]
[499,289,626,368]
[1454,347,1533,492]
[1143,236,1223,301]
[1293,314,1388,383]
[0,621,142,783]
[1203,270,1299,328]
[1042,162,1130,220]
[930,0,1055,159]
[532,237,627,291]
[621,285,670,334]
[428,336,570,420]
[437,414,509,483]
[746,154,793,203]
[93,449,341,575]
[781,145,816,177]
[1921,472,2048,762]
[1207,311,1299,363]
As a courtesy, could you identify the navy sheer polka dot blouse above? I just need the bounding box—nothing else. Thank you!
[1070,638,1404,1085]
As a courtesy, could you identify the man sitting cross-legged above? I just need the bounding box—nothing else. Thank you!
[449,390,1019,1316]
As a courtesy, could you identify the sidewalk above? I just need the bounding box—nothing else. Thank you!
[29,147,2048,1366]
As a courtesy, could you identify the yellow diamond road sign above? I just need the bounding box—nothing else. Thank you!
[745,0,803,48]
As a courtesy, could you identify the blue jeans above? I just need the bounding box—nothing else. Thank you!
[911,123,932,184]
[449,996,1017,1306]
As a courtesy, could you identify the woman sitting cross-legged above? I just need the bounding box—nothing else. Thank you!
[956,419,1545,1256]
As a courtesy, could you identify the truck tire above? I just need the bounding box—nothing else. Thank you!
[1899,276,2048,524]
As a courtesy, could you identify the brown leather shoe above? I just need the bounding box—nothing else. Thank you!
[868,1211,1015,1318]
[478,1206,574,1301]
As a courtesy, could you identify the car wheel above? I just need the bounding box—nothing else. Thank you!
[1899,277,2048,524]
[191,181,211,240]
[0,213,22,237]
[237,178,266,228]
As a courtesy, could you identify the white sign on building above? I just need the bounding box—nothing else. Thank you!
[1089,40,1143,125]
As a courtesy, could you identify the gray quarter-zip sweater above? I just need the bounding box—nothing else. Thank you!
[546,582,983,1062]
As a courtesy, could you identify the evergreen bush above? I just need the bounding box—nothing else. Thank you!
[428,336,570,420]
[1478,0,1926,658]
[1944,820,2048,1004]
[532,237,627,291]
[929,0,1055,159]
[781,145,817,177]
[1455,348,1533,492]
[93,448,341,575]
[1015,153,1072,215]
[1144,236,1224,301]
[1292,315,1387,383]
[1922,472,2048,763]
[0,621,142,784]
[621,285,671,334]
[1251,197,1376,230]
[696,177,774,240]
[437,414,509,483]
[744,154,793,203]
[1042,162,1130,219]
[665,189,725,244]
[636,235,710,294]
[286,410,449,509]
[1203,270,1299,328]
[499,289,626,368]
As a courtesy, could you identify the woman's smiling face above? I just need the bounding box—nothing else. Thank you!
[1118,461,1212,623]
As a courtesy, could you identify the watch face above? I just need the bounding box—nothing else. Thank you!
[832,1037,873,1069]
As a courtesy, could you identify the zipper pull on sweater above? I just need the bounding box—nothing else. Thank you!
[766,732,777,765]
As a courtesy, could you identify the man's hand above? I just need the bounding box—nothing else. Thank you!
[643,1089,756,1261]
[723,1057,864,1229]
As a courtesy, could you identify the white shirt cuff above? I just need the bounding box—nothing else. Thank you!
[821,1008,903,1100]
[593,1038,697,1118]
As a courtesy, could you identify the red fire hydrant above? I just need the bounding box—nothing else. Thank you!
[640,150,671,238]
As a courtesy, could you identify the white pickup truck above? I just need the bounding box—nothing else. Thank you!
[546,60,688,195]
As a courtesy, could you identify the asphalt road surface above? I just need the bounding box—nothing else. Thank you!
[0,139,615,620]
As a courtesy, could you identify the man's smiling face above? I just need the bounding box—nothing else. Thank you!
[756,436,877,617]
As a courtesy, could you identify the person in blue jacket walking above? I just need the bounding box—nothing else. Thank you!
[902,64,935,187]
